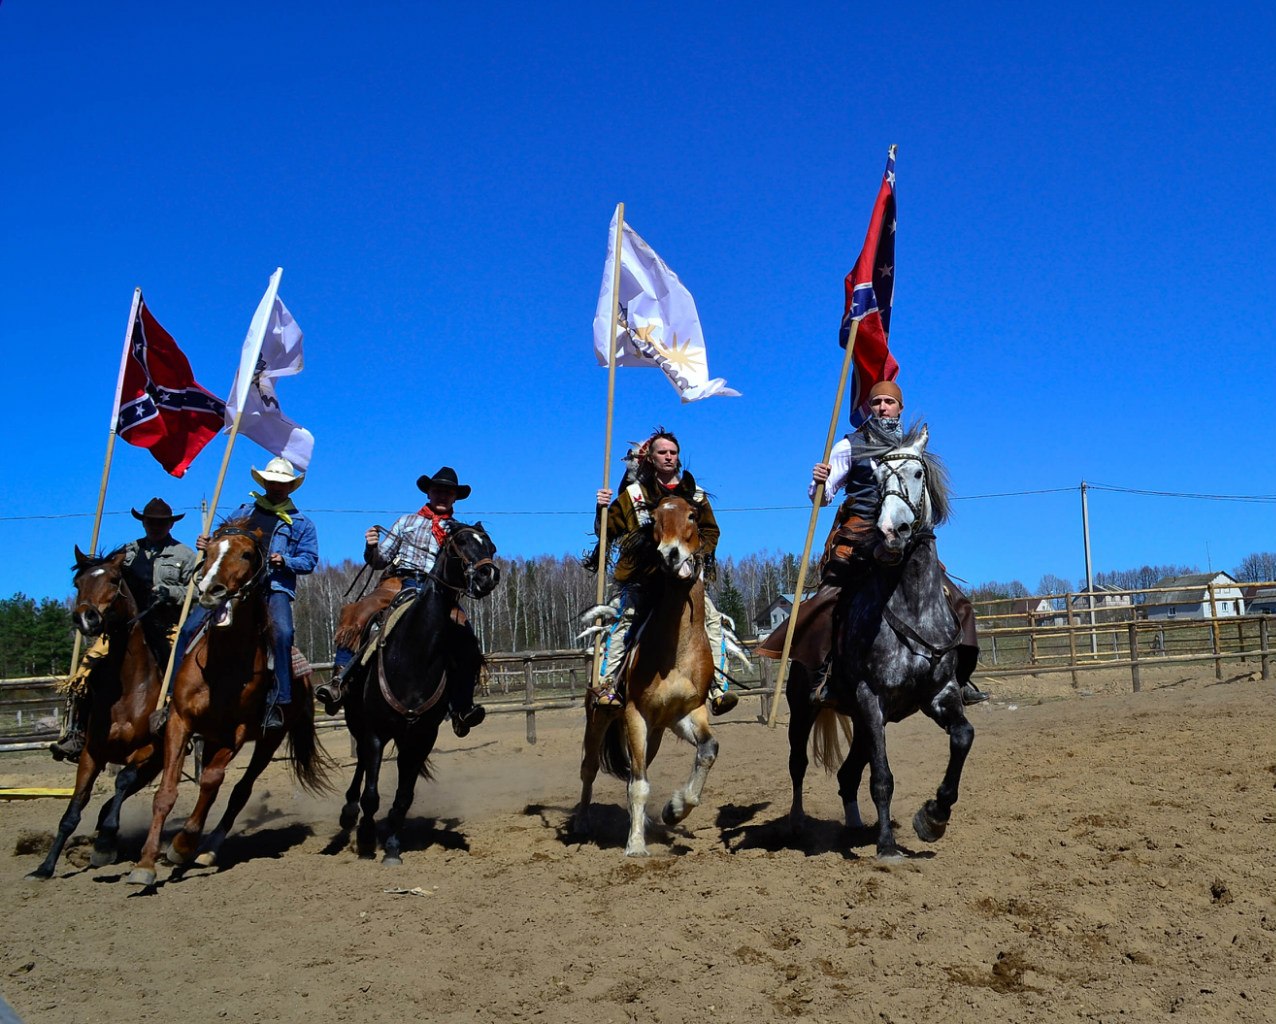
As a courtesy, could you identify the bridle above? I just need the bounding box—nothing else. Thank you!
[73,559,151,633]
[651,496,703,580]
[204,526,269,603]
[877,451,931,533]
[428,524,497,598]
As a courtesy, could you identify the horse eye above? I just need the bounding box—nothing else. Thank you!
[914,470,923,479]
[241,551,255,562]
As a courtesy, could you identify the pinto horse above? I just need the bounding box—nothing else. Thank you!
[786,425,975,859]
[575,496,718,857]
[28,548,167,878]
[339,522,500,865]
[127,521,330,886]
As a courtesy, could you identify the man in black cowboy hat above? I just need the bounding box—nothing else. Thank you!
[317,467,488,737]
[51,497,197,761]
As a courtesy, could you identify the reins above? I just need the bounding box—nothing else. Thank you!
[877,451,930,526]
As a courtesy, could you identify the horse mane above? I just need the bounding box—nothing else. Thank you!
[858,420,953,527]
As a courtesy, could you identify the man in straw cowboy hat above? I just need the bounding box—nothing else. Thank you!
[757,380,988,707]
[315,467,489,737]
[51,497,197,761]
[178,456,319,731]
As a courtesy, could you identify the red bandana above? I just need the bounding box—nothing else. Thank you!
[416,504,452,547]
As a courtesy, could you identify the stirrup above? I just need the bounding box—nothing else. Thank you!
[49,732,85,762]
[960,682,990,706]
[709,691,739,716]
[451,704,486,738]
[315,672,345,714]
[592,688,623,709]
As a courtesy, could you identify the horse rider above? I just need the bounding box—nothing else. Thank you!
[50,497,197,761]
[589,428,742,715]
[177,457,319,731]
[315,467,488,738]
[758,380,989,706]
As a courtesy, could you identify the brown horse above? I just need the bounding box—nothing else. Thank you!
[127,522,330,887]
[575,496,719,857]
[28,548,167,878]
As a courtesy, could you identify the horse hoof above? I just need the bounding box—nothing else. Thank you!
[127,867,157,887]
[913,807,949,843]
[339,808,358,830]
[89,847,116,868]
[25,868,52,881]
[382,855,402,867]
[194,852,217,868]
[163,841,193,866]
[624,846,650,858]
[876,846,908,863]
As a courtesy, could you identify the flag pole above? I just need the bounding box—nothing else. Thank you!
[67,288,141,680]
[590,203,625,693]
[766,320,860,728]
[157,268,283,707]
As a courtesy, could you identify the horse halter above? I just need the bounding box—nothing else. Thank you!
[204,526,269,602]
[73,560,133,634]
[429,525,497,598]
[877,451,930,529]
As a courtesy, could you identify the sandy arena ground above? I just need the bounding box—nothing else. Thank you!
[2,664,1273,1024]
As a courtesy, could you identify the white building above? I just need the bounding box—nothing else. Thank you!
[1146,572,1245,620]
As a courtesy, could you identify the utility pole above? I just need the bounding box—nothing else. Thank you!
[1081,481,1097,655]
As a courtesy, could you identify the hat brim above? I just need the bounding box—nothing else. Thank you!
[251,468,304,493]
[132,508,185,522]
[416,475,471,500]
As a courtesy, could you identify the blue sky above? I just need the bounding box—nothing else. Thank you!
[2,1,1273,602]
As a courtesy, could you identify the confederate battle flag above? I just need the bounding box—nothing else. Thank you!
[840,145,900,427]
[116,297,226,477]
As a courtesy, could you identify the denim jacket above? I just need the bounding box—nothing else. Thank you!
[226,502,319,598]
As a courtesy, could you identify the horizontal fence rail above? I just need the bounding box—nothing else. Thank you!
[4,582,1271,753]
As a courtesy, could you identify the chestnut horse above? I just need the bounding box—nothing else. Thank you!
[28,548,167,878]
[575,496,718,857]
[128,522,330,887]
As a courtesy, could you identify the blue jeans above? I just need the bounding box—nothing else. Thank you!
[175,593,294,704]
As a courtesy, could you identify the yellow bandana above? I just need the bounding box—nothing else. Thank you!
[250,491,296,526]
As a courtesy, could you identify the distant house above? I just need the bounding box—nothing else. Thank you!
[1068,585,1134,622]
[1242,585,1276,615]
[1009,596,1062,626]
[1146,572,1245,620]
[754,594,795,640]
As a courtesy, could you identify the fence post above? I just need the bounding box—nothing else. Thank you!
[568,667,579,699]
[1027,612,1037,666]
[1127,623,1141,693]
[757,657,773,723]
[1261,617,1271,681]
[522,658,537,745]
[1066,597,1079,687]
[1208,584,1222,680]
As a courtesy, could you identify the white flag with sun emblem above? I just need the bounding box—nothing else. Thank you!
[593,210,740,402]
[225,269,315,470]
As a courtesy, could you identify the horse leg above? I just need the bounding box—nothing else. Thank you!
[573,702,608,839]
[784,662,818,834]
[91,751,162,868]
[355,733,386,858]
[623,706,651,857]
[195,729,287,868]
[166,742,238,866]
[340,763,364,831]
[836,721,872,831]
[662,706,718,828]
[913,700,975,844]
[382,734,433,866]
[27,749,103,879]
[129,713,193,886]
[853,686,903,860]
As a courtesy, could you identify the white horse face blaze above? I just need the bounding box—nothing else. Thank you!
[197,538,230,604]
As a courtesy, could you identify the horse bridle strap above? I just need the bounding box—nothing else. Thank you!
[209,526,269,597]
[877,452,929,524]
[428,526,496,595]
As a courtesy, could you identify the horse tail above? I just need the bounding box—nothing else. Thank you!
[811,709,853,774]
[597,714,631,781]
[285,676,336,794]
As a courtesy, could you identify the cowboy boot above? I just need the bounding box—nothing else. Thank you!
[956,644,989,705]
[315,654,352,715]
[708,677,739,716]
[49,695,87,762]
[808,657,838,709]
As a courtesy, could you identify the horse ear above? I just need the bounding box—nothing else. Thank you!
[915,424,929,454]
[74,545,90,568]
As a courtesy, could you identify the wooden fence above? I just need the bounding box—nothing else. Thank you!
[3,584,1270,752]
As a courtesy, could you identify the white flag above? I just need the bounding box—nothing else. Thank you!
[225,270,315,470]
[593,210,739,402]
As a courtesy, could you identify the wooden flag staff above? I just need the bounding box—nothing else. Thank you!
[66,288,141,681]
[765,319,861,728]
[590,203,626,694]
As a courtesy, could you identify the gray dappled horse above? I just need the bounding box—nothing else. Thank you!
[787,425,975,860]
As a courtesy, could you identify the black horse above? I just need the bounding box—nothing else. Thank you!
[339,522,500,864]
[786,426,975,859]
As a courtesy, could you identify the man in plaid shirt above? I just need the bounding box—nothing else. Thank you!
[318,467,487,737]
